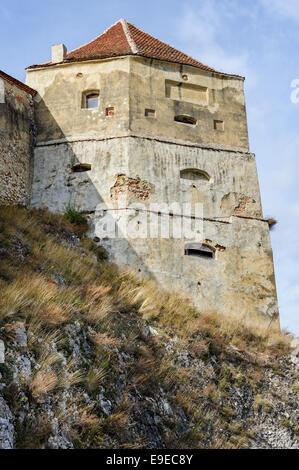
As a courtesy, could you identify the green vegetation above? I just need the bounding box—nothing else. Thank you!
[0,206,294,449]
[63,204,87,226]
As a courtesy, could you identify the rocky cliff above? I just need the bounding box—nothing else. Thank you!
[0,207,298,449]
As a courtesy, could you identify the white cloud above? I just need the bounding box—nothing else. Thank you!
[176,0,255,81]
[175,0,299,336]
[262,0,299,22]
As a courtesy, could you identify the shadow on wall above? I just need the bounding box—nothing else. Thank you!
[31,96,157,280]
[0,82,35,206]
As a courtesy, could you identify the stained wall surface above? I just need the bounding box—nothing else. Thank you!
[0,78,35,205]
[26,55,278,318]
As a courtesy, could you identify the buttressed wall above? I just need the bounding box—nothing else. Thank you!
[0,72,36,205]
[26,23,278,319]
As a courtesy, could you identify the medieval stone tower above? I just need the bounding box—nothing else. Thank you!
[20,19,277,318]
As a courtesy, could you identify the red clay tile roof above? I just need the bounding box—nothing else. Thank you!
[26,19,243,78]
[0,69,37,96]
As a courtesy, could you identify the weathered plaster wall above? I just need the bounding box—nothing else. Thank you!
[26,58,131,144]
[30,136,277,318]
[0,79,35,205]
[129,57,249,151]
[98,216,278,318]
[31,137,262,219]
[27,56,277,319]
[26,56,248,151]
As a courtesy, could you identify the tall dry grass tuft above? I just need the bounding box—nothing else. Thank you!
[0,273,84,327]
[29,350,63,398]
[82,284,116,325]
[32,239,98,284]
[30,369,59,398]
[85,367,106,393]
[116,271,291,357]
[89,331,120,350]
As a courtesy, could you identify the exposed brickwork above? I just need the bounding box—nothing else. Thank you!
[110,174,155,202]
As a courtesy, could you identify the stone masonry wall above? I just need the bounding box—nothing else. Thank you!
[0,78,35,206]
[31,136,278,318]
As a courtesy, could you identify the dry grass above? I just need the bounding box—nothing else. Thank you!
[83,295,116,325]
[116,274,291,357]
[88,332,120,350]
[0,274,78,325]
[30,369,59,398]
[0,206,294,449]
[84,367,106,393]
[55,397,99,442]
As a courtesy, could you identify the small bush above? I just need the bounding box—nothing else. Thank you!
[63,205,87,226]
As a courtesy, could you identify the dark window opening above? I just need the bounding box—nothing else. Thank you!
[180,168,210,181]
[106,107,115,116]
[214,120,224,131]
[72,163,91,173]
[145,109,156,118]
[175,115,197,125]
[184,243,215,259]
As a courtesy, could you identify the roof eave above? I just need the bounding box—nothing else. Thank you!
[0,70,37,96]
[26,54,245,80]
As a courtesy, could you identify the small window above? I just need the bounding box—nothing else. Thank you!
[84,92,99,109]
[72,163,91,173]
[180,169,210,181]
[214,120,224,131]
[106,107,115,116]
[145,109,156,118]
[184,243,215,259]
[175,115,197,125]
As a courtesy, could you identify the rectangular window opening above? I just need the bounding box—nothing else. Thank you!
[175,115,197,125]
[72,163,91,173]
[185,248,214,259]
[145,109,156,118]
[106,107,115,116]
[86,94,99,109]
[214,120,224,131]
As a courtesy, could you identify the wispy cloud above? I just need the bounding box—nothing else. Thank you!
[262,0,299,22]
[176,0,299,336]
[176,0,255,79]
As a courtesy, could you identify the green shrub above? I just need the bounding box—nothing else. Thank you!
[63,205,87,226]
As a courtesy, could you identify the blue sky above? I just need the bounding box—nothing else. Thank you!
[1,0,298,335]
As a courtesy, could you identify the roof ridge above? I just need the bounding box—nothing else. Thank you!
[120,18,139,54]
[127,21,220,74]
[0,69,37,96]
[67,19,124,56]
[26,20,244,78]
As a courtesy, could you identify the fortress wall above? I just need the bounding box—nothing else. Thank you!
[129,57,249,152]
[31,136,262,219]
[98,216,278,318]
[27,52,277,319]
[0,78,35,206]
[26,58,131,144]
[31,136,277,318]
